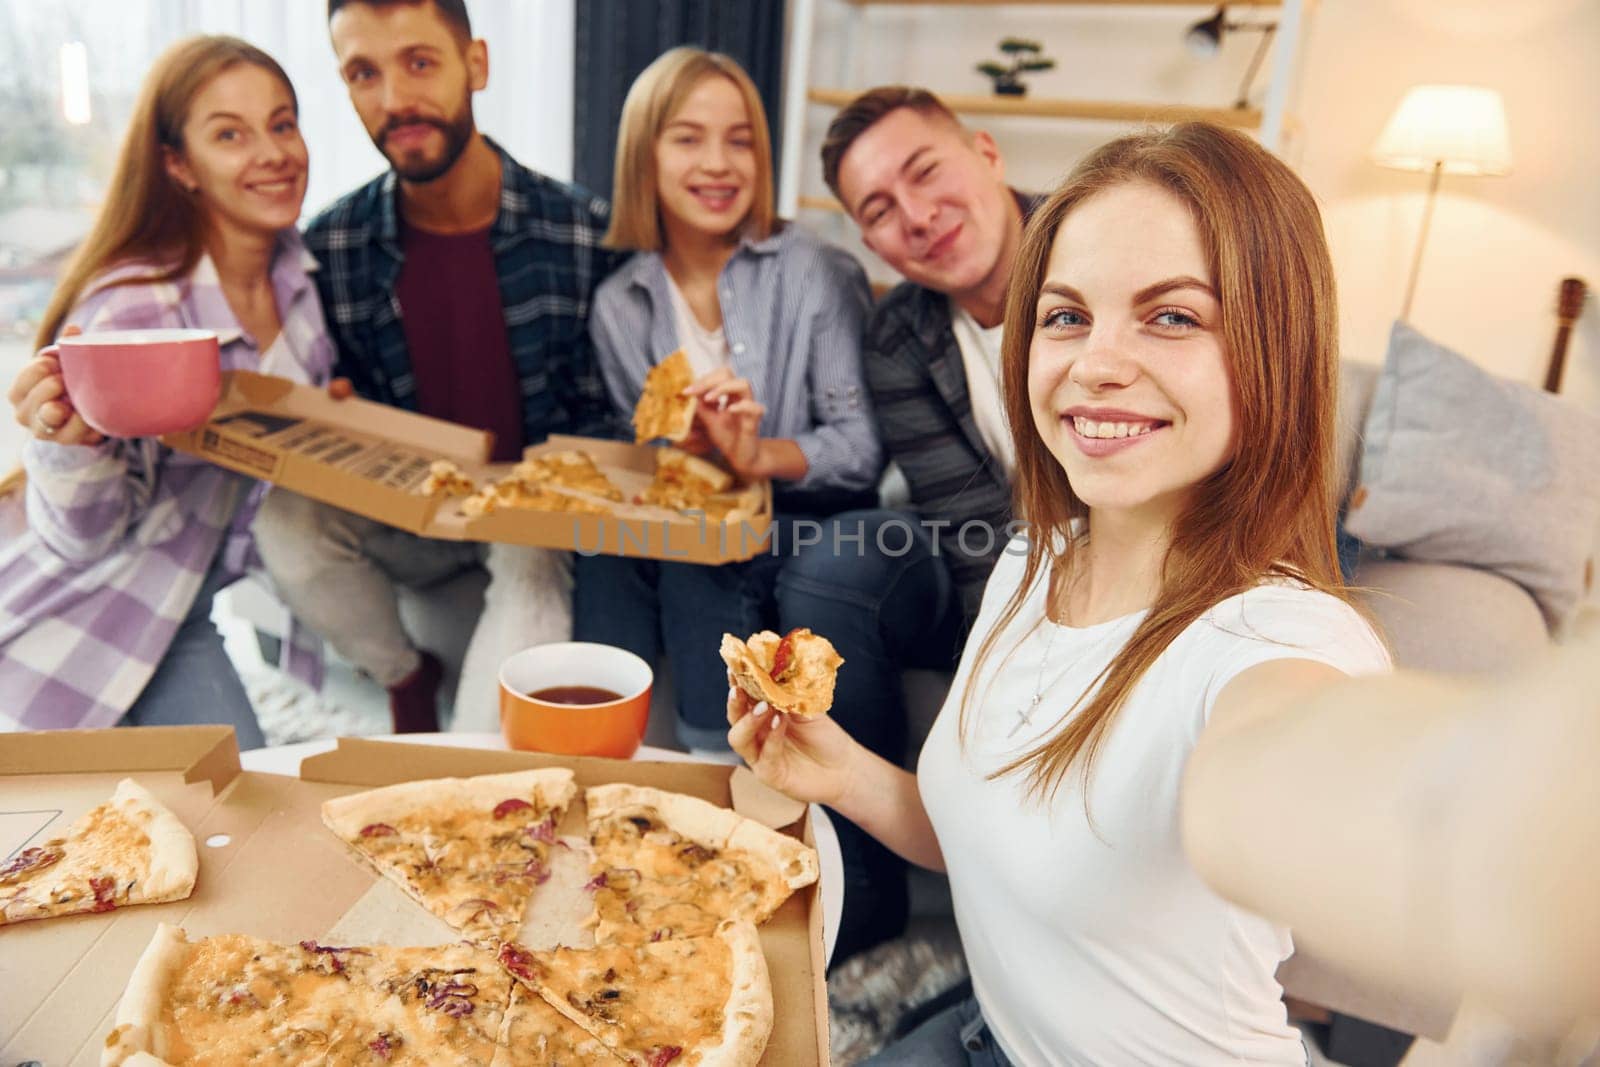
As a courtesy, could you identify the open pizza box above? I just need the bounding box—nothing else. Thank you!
[0,727,828,1065]
[161,371,774,564]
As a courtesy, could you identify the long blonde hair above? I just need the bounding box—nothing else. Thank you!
[603,46,775,251]
[965,123,1351,803]
[34,35,297,349]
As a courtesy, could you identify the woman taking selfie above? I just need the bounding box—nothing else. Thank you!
[0,36,333,743]
[730,122,1393,1064]
[573,47,883,754]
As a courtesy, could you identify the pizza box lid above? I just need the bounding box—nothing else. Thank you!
[0,727,827,1066]
[162,372,773,564]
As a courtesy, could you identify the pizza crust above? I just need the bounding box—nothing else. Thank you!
[727,820,820,892]
[720,629,844,720]
[113,780,198,904]
[102,922,189,1066]
[321,768,577,838]
[699,920,774,1067]
[586,783,742,851]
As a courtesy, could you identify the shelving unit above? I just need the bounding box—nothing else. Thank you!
[777,0,1314,219]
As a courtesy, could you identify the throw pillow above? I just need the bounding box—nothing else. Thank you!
[1344,321,1600,633]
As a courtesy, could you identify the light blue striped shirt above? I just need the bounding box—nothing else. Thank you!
[588,224,883,493]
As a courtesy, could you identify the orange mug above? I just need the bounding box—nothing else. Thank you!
[499,642,652,758]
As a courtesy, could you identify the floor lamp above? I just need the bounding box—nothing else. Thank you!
[1372,85,1512,321]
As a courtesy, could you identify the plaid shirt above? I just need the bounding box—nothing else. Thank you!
[865,192,1042,622]
[0,234,335,730]
[304,138,624,443]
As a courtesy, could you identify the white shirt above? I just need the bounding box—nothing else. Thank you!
[918,539,1391,1066]
[949,299,1016,477]
[666,272,732,377]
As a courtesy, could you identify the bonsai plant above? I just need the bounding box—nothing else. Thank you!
[977,37,1056,97]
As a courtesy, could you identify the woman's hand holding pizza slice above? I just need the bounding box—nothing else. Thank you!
[721,628,859,807]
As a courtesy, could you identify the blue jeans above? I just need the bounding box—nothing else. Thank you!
[117,557,265,751]
[574,510,965,961]
[865,996,1013,1067]
[573,524,789,751]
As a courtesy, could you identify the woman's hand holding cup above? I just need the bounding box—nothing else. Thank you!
[8,326,105,447]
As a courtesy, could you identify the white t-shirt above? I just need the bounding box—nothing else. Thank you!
[949,299,1016,477]
[918,539,1390,1066]
[666,273,732,377]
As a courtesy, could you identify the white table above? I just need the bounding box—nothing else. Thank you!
[242,732,843,962]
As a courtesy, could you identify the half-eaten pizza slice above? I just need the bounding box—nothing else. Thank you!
[719,628,843,720]
[1,778,196,926]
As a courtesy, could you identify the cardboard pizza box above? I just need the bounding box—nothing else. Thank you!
[0,727,828,1066]
[161,371,774,565]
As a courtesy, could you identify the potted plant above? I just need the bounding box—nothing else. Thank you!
[976,37,1056,97]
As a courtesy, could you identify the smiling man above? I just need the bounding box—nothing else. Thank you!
[750,88,1040,962]
[253,0,620,734]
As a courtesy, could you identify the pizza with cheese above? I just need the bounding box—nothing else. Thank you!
[419,459,478,498]
[461,450,625,518]
[515,450,626,502]
[493,981,617,1066]
[102,925,514,1066]
[583,784,818,946]
[632,350,695,444]
[720,628,844,720]
[498,919,771,1067]
[322,769,578,946]
[0,778,196,926]
[636,449,761,523]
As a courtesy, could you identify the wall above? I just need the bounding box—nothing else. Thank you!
[1296,0,1599,407]
[796,0,1600,409]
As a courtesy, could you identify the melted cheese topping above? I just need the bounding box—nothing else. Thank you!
[498,982,615,1066]
[156,936,506,1065]
[588,816,784,944]
[345,796,561,943]
[532,935,734,1064]
[1,801,152,923]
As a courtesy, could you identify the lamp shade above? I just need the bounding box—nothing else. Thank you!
[1372,85,1512,176]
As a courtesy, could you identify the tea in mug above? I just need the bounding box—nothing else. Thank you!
[527,685,623,705]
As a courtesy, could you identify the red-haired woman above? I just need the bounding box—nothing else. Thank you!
[2,36,333,743]
[730,122,1388,1064]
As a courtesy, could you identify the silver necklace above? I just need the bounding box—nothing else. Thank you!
[1011,618,1062,737]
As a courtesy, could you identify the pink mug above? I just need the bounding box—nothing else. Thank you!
[52,328,222,438]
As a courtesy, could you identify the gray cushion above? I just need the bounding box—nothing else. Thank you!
[1344,322,1600,633]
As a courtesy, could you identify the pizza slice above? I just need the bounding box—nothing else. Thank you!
[635,449,763,523]
[498,919,772,1067]
[103,925,514,1066]
[1,778,196,926]
[583,784,818,945]
[419,459,478,498]
[632,350,695,444]
[516,450,626,502]
[322,768,579,946]
[720,628,844,720]
[491,980,618,1066]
